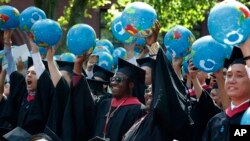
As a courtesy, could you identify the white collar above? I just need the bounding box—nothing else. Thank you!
[231,99,250,110]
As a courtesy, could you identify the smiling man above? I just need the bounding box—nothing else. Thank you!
[92,58,146,141]
[202,44,250,141]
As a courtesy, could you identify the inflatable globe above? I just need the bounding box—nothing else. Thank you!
[96,52,114,71]
[19,6,46,32]
[208,0,250,46]
[31,19,62,47]
[53,55,60,61]
[96,39,114,54]
[67,24,96,55]
[60,52,76,62]
[241,107,250,125]
[121,2,157,38]
[39,47,47,56]
[191,35,228,73]
[93,46,110,55]
[182,54,192,74]
[112,47,127,65]
[164,25,195,58]
[0,5,20,30]
[111,16,136,44]
[133,38,146,53]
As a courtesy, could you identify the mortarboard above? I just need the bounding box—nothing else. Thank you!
[2,127,31,141]
[87,78,108,94]
[0,127,11,140]
[88,136,105,141]
[224,47,244,69]
[93,64,114,82]
[136,57,155,69]
[117,58,145,84]
[43,126,61,141]
[117,58,146,103]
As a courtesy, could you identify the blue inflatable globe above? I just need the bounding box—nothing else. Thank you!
[31,19,62,47]
[208,0,250,46]
[39,47,47,56]
[121,2,157,38]
[0,5,20,30]
[93,46,110,55]
[112,47,127,65]
[96,52,114,71]
[19,6,46,32]
[191,36,228,73]
[136,38,146,47]
[241,107,250,125]
[111,16,136,44]
[164,25,195,58]
[182,54,192,74]
[53,55,60,61]
[60,52,76,62]
[96,39,114,54]
[67,24,96,55]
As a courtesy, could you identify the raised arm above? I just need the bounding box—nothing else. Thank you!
[46,48,62,87]
[213,69,230,110]
[30,39,45,79]
[4,30,17,76]
[188,59,203,99]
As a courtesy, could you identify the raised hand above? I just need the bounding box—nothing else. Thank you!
[46,48,55,62]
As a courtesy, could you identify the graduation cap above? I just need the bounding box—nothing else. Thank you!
[87,78,108,94]
[117,58,145,84]
[93,64,114,82]
[117,58,146,103]
[0,127,11,138]
[43,126,61,141]
[224,47,244,69]
[2,127,31,141]
[28,57,87,76]
[136,57,155,69]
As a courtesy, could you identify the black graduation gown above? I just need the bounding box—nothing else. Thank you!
[1,71,54,134]
[1,71,26,127]
[121,49,194,141]
[20,71,54,134]
[94,98,145,141]
[46,77,69,139]
[62,76,96,141]
[190,91,222,141]
[202,102,250,141]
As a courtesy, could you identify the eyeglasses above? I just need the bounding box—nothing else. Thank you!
[110,77,127,83]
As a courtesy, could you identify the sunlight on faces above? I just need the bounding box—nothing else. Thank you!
[225,64,250,104]
[110,72,132,99]
[26,66,37,92]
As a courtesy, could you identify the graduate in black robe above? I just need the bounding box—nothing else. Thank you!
[93,58,146,141]
[202,45,250,141]
[62,54,96,141]
[186,59,222,141]
[122,48,194,141]
[1,33,54,135]
[45,48,77,139]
